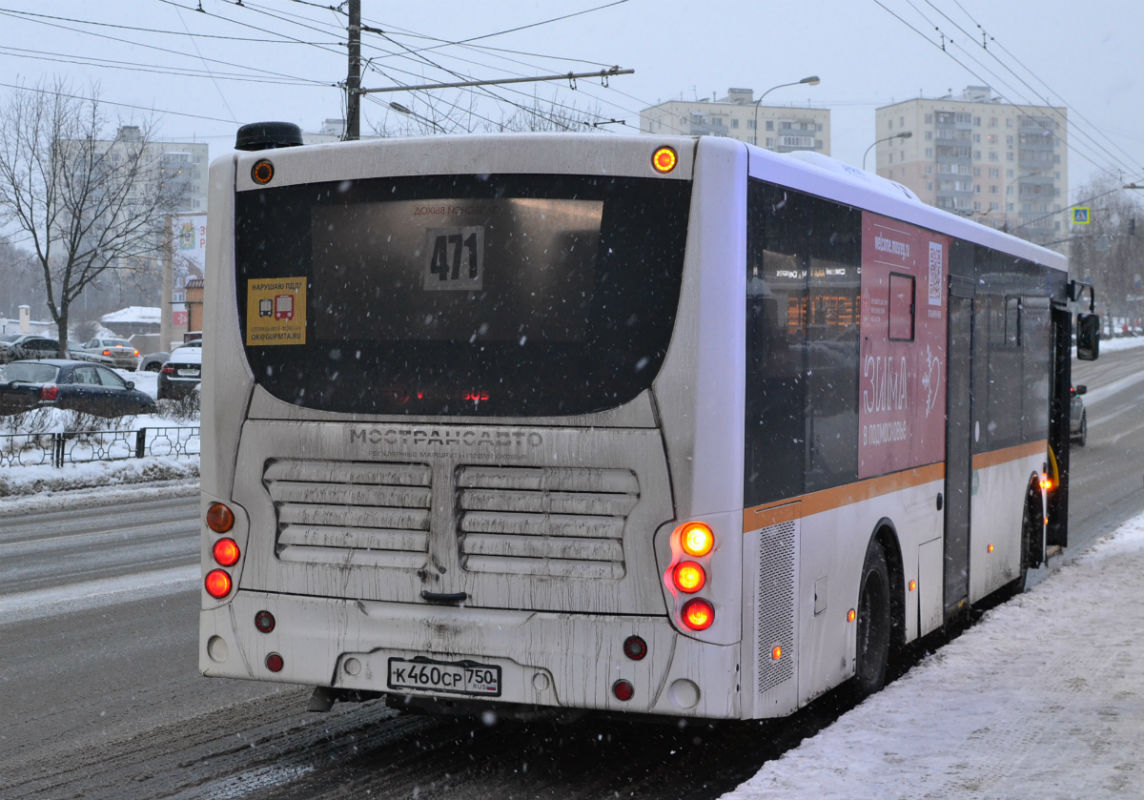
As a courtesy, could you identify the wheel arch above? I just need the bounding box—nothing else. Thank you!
[869,518,906,649]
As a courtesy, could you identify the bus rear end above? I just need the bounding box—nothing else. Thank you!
[199,133,755,719]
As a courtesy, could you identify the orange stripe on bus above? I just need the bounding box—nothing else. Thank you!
[741,440,1046,532]
[743,463,944,531]
[971,440,1047,471]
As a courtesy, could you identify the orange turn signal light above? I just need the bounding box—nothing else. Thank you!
[206,503,235,533]
[680,522,714,557]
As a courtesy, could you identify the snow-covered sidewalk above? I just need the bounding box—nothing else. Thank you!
[721,512,1144,799]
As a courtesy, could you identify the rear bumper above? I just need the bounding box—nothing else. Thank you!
[201,591,743,719]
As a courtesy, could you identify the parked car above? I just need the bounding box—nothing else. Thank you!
[141,339,201,372]
[157,343,203,399]
[1070,384,1087,447]
[0,359,158,417]
[73,337,141,370]
[139,351,169,372]
[0,333,61,363]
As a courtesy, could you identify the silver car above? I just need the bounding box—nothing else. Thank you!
[74,337,141,370]
[1070,384,1087,447]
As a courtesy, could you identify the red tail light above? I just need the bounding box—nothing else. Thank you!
[204,569,232,598]
[212,538,240,567]
[681,598,715,631]
[160,365,174,374]
[40,384,59,400]
[672,561,706,593]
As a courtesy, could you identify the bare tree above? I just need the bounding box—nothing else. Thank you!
[0,79,179,354]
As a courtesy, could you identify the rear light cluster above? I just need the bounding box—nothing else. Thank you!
[40,384,59,401]
[204,502,238,600]
[666,522,716,632]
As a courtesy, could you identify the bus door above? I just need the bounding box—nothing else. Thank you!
[1045,302,1073,555]
[942,271,975,622]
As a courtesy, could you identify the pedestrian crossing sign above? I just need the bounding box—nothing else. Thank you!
[1072,207,1091,225]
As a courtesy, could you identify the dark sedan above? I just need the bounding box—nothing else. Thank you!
[0,333,60,363]
[0,359,158,417]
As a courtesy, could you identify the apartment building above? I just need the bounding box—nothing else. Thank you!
[873,86,1067,242]
[641,88,831,155]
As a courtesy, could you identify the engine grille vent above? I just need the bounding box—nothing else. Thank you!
[265,459,432,569]
[456,465,639,580]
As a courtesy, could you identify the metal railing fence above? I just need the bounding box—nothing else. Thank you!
[0,426,200,469]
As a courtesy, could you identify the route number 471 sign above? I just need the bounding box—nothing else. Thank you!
[424,226,484,291]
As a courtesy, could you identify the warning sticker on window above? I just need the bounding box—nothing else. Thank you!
[246,276,307,345]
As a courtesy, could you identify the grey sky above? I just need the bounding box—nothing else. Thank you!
[0,0,1139,196]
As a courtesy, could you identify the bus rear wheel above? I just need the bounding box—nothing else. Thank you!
[851,540,892,698]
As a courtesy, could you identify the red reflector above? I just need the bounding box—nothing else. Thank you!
[623,635,648,661]
[681,598,714,631]
[213,537,240,567]
[612,679,634,701]
[265,652,284,672]
[206,503,235,533]
[254,610,276,633]
[204,569,232,599]
[40,384,59,400]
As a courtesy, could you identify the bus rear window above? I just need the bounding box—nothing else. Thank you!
[235,173,691,416]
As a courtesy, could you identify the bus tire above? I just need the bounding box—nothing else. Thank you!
[851,539,892,698]
[997,478,1040,600]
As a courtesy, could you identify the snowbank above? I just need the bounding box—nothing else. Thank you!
[721,513,1144,799]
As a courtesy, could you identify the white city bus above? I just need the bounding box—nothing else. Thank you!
[199,126,1092,719]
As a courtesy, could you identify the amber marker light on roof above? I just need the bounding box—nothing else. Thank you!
[652,146,677,173]
[909,580,917,592]
[847,608,856,623]
[251,159,275,184]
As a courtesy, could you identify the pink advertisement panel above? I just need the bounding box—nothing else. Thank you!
[859,212,949,478]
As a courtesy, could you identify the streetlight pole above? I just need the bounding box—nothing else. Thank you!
[389,102,447,133]
[863,131,912,171]
[753,75,820,146]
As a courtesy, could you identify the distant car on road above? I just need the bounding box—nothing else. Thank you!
[73,337,140,370]
[157,343,203,399]
[0,333,61,363]
[141,339,201,372]
[0,359,158,417]
[1070,384,1087,447]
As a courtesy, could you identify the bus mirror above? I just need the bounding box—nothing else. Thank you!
[1076,313,1100,361]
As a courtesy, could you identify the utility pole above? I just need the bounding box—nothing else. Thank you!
[345,0,361,140]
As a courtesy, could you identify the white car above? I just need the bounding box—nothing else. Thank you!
[157,343,203,399]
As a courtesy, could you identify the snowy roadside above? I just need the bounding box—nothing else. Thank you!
[720,510,1144,800]
[0,369,200,514]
